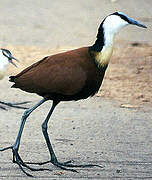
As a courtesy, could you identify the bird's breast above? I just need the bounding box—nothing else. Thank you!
[95,45,113,68]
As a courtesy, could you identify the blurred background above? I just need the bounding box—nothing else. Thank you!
[0,0,152,106]
[0,0,151,48]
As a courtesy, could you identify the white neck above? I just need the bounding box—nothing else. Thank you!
[103,30,115,48]
[103,14,128,47]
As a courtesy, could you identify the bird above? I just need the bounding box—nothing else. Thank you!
[0,48,18,79]
[0,48,30,110]
[0,12,147,176]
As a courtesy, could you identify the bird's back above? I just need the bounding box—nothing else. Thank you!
[10,47,106,101]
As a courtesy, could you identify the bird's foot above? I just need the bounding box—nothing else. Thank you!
[25,158,103,172]
[0,145,52,177]
[0,101,31,110]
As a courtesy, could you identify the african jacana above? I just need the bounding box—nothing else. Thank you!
[0,49,29,110]
[0,12,147,176]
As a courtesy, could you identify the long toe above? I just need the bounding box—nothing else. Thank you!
[25,160,72,166]
[7,104,29,109]
[0,145,13,151]
[51,159,102,172]
[0,101,29,109]
[52,160,78,172]
[10,101,31,105]
[60,162,103,168]
[55,160,103,169]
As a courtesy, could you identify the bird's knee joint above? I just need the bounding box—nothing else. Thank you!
[42,123,47,132]
[23,109,30,118]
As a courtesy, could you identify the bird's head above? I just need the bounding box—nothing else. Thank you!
[94,11,147,50]
[102,12,147,35]
[91,12,147,63]
[0,48,19,70]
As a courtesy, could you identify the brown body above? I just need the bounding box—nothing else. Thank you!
[10,47,107,101]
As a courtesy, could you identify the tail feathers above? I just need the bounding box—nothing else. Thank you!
[11,84,17,88]
[9,76,17,88]
[9,76,15,82]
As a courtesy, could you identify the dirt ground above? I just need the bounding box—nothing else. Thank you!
[0,0,152,179]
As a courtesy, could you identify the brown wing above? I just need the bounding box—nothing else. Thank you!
[11,47,90,96]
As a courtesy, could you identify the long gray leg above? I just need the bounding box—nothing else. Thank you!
[41,100,75,171]
[42,100,59,163]
[41,100,102,172]
[14,98,47,152]
[0,98,49,177]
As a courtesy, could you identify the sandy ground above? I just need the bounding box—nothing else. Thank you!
[0,0,152,179]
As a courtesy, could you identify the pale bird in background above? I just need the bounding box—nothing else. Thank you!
[0,48,18,79]
[0,48,29,110]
